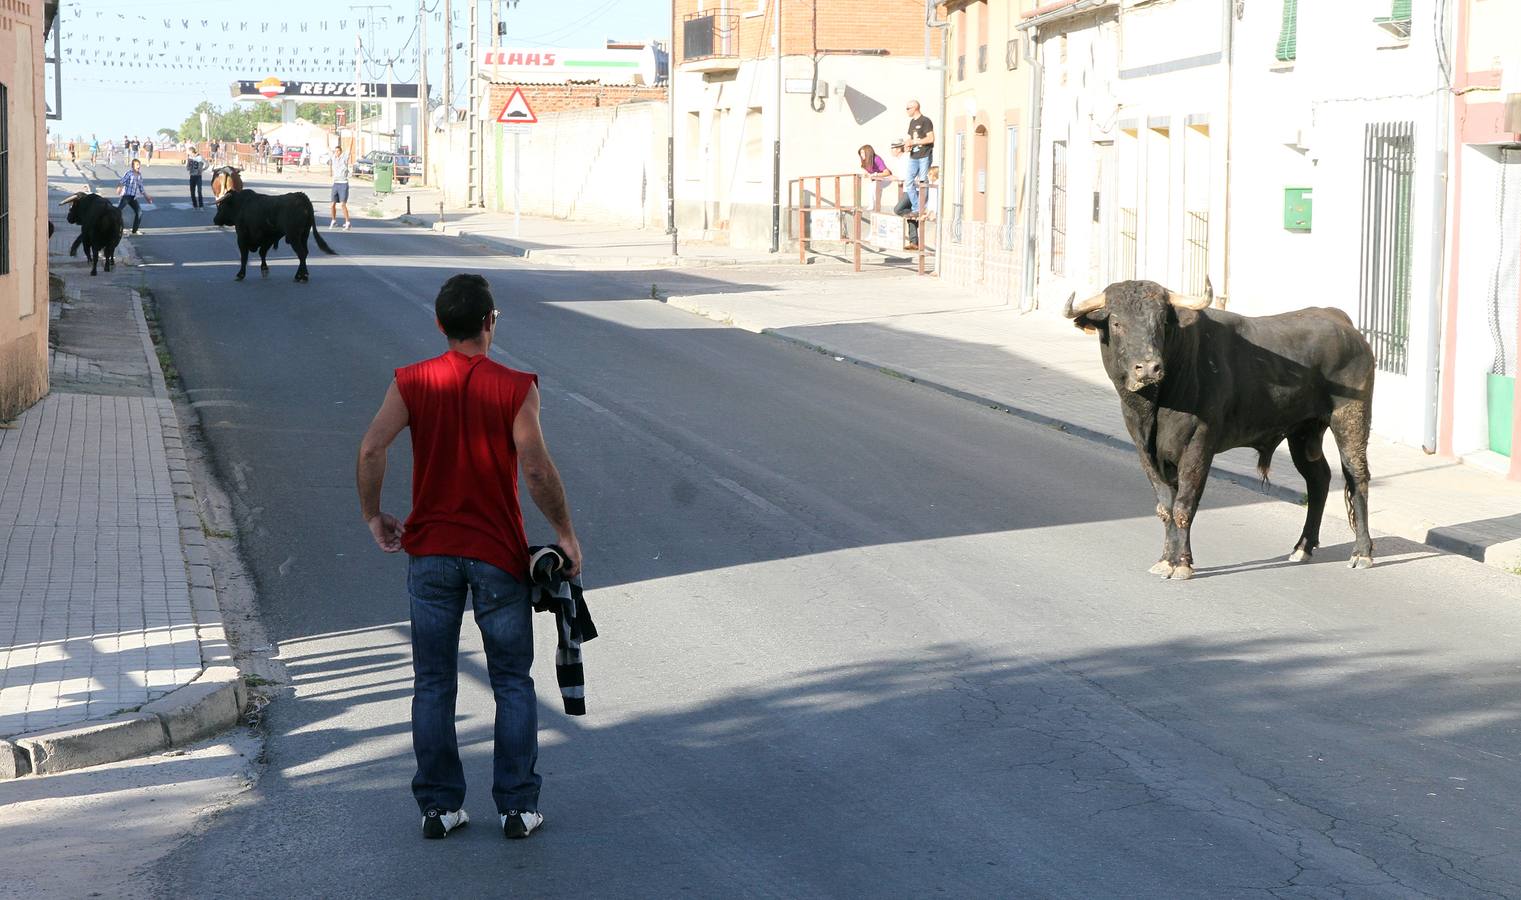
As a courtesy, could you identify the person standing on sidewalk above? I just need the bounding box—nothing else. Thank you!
[117,158,151,235]
[902,100,935,249]
[356,273,582,842]
[329,141,353,231]
[186,147,207,209]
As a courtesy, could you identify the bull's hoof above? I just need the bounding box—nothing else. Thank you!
[1168,564,1195,581]
[260,268,270,278]
[1147,559,1174,577]
[234,272,246,281]
[294,273,308,283]
[1348,554,1374,570]
[1288,548,1311,562]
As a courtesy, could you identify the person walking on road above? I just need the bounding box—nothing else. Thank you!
[356,273,582,842]
[117,158,151,234]
[186,147,207,209]
[902,99,935,249]
[330,141,353,231]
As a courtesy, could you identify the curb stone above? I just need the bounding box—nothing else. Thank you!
[661,295,1517,572]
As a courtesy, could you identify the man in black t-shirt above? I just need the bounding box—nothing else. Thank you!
[903,100,935,228]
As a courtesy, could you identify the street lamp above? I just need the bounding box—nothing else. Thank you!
[200,111,209,141]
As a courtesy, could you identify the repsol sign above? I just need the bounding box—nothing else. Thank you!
[233,80,420,100]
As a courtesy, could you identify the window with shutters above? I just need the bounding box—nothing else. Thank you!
[1276,0,1298,62]
[1051,141,1068,276]
[1358,122,1416,374]
[1375,0,1413,39]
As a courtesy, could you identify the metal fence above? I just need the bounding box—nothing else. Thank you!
[1357,121,1415,375]
[1183,210,1209,294]
[1117,207,1137,282]
[681,11,737,62]
[1050,141,1067,275]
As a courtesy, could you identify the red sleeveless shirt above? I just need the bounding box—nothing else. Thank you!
[394,350,538,579]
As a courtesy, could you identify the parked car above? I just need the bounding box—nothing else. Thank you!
[281,146,306,167]
[352,151,413,185]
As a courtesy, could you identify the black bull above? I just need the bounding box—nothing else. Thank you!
[212,188,335,282]
[1065,280,1376,580]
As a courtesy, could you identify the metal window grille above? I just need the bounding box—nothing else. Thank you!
[977,44,988,73]
[1489,148,1521,378]
[1003,125,1019,251]
[957,54,966,81]
[0,83,8,277]
[952,132,965,243]
[1276,0,1298,61]
[681,12,738,62]
[1183,211,1208,294]
[1118,208,1137,281]
[1050,141,1067,275]
[1358,121,1416,375]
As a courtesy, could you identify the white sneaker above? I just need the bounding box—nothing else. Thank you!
[329,219,337,228]
[500,809,543,839]
[422,807,469,839]
[343,221,352,231]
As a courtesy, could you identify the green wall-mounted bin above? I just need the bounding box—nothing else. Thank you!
[1284,187,1313,231]
[1489,373,1514,456]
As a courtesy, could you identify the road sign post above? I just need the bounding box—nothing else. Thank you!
[495,87,537,240]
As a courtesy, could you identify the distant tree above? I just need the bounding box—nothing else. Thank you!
[177,100,281,143]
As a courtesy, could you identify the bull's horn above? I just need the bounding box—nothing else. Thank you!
[57,191,87,206]
[1168,276,1215,310]
[1063,289,1108,319]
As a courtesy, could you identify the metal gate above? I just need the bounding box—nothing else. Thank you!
[1357,121,1416,374]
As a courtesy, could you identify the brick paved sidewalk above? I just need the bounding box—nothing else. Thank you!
[659,268,1521,571]
[0,195,222,742]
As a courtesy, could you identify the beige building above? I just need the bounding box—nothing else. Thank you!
[671,0,940,251]
[0,0,50,418]
[938,1,1036,299]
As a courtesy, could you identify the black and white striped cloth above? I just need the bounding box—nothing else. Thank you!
[528,545,597,716]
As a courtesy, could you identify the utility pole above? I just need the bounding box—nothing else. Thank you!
[418,0,429,182]
[442,0,453,128]
[490,0,499,53]
[467,0,481,207]
[354,33,363,157]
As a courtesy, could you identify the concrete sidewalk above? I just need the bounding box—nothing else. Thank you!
[656,268,1521,572]
[1,170,245,778]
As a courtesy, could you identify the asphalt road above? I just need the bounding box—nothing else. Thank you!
[124,168,1521,898]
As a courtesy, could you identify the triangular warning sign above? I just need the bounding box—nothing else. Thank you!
[495,87,538,124]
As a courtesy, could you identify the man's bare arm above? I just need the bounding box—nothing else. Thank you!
[513,385,582,576]
[356,380,409,552]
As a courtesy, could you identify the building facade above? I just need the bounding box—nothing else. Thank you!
[671,0,940,250]
[0,0,50,418]
[939,1,1036,300]
[1438,0,1521,475]
[1020,0,1230,313]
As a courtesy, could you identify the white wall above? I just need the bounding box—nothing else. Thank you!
[484,101,669,228]
[1228,0,1447,447]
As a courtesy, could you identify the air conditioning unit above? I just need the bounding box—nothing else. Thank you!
[1006,38,1020,70]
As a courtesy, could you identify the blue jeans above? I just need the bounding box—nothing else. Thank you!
[906,155,932,214]
[408,555,541,815]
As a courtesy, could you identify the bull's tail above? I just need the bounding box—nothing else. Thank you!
[1256,445,1275,491]
[309,209,337,255]
[69,233,84,257]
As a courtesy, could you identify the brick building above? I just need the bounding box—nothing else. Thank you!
[671,0,940,250]
[0,1,51,418]
[485,81,666,118]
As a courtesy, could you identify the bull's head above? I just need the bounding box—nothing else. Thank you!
[1064,278,1213,392]
[58,191,90,225]
[212,190,239,228]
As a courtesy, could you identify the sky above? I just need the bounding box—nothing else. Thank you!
[48,0,670,141]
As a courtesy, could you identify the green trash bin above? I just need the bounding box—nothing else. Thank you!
[374,158,395,194]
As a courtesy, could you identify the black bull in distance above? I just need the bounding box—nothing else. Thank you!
[1065,279,1376,580]
[212,188,335,282]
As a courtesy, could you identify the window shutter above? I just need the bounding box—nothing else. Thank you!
[1390,0,1412,22]
[1276,0,1298,62]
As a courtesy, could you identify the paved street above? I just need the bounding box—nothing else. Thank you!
[117,166,1521,897]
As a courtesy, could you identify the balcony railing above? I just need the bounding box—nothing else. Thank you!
[682,11,739,64]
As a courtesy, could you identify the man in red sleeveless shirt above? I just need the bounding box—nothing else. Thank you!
[356,273,582,841]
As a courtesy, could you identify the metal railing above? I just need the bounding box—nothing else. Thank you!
[682,11,739,62]
[1118,207,1138,281]
[788,172,933,275]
